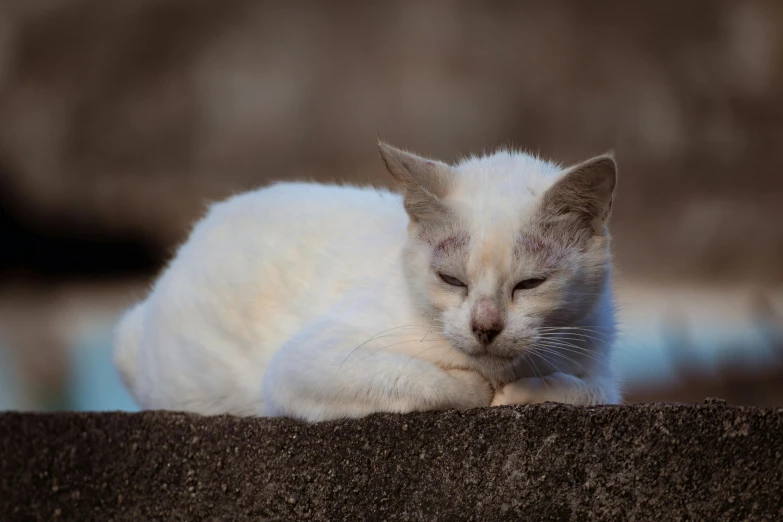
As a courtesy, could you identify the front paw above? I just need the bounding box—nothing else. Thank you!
[491,376,546,406]
[446,369,494,408]
[491,372,584,406]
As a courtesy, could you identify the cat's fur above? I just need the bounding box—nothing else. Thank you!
[114,141,621,421]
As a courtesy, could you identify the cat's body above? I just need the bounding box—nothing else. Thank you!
[115,143,621,421]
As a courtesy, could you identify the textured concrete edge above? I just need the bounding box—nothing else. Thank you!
[2,402,783,521]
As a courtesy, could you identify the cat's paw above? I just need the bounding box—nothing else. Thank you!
[491,372,584,406]
[490,377,543,406]
[446,369,494,408]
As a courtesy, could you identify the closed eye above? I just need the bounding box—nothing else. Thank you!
[514,277,547,292]
[439,273,467,287]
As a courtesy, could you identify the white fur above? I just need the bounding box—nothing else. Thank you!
[114,147,620,421]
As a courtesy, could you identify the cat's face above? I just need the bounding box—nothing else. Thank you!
[380,142,616,372]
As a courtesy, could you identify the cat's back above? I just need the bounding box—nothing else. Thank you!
[156,181,407,306]
[187,181,405,272]
[149,182,406,338]
[214,181,402,227]
[115,182,409,410]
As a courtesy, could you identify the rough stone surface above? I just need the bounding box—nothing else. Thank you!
[1,403,782,521]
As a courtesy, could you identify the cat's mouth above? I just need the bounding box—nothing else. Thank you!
[474,351,514,360]
[455,338,527,365]
[471,351,517,364]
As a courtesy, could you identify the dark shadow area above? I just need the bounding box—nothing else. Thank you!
[0,163,162,280]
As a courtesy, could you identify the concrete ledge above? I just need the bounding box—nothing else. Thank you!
[2,402,782,521]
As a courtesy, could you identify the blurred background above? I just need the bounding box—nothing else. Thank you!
[1,0,782,412]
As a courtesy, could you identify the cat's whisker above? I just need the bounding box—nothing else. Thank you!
[528,345,591,375]
[534,332,611,352]
[537,326,611,332]
[534,325,617,343]
[532,340,611,368]
[340,314,450,372]
[368,324,443,336]
[533,338,603,362]
[397,344,457,377]
[533,350,609,375]
[533,337,611,360]
[343,338,453,373]
[433,345,458,368]
[524,351,547,382]
[529,349,561,373]
[535,332,603,343]
[535,327,644,355]
[535,332,609,339]
[529,347,580,370]
[336,323,446,373]
[525,351,561,390]
[367,331,447,343]
[537,325,651,354]
[536,326,616,341]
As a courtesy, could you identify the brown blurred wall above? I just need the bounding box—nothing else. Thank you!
[2,1,783,409]
[1,0,782,284]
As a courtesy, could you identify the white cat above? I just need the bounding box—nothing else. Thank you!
[114,141,621,421]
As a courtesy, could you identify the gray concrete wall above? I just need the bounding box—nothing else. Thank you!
[2,403,782,520]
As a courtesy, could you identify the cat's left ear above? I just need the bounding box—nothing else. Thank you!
[539,153,617,236]
[377,140,452,222]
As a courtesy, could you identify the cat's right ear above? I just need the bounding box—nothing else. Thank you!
[377,140,452,222]
[539,152,617,237]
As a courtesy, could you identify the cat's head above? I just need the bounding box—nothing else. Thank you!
[379,141,616,373]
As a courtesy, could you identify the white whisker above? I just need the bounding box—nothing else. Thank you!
[344,338,450,373]
[529,345,591,375]
[337,319,446,372]
[397,344,456,377]
[533,340,610,367]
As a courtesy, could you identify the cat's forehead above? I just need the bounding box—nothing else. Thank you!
[427,150,575,274]
[430,221,569,276]
[446,151,562,237]
[468,227,570,277]
[448,150,563,221]
[452,150,561,194]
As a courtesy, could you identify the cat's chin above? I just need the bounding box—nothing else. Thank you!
[466,351,519,379]
[472,352,516,362]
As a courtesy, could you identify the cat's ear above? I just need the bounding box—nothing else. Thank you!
[377,140,452,222]
[539,153,617,236]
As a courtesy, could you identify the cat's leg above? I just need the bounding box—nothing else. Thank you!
[490,372,620,406]
[261,319,494,421]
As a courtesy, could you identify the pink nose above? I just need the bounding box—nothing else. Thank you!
[471,299,504,345]
[471,322,503,345]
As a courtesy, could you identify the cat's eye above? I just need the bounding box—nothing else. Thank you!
[514,278,547,292]
[439,273,467,287]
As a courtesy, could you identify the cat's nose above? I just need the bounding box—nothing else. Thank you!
[471,322,503,345]
[471,298,504,345]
